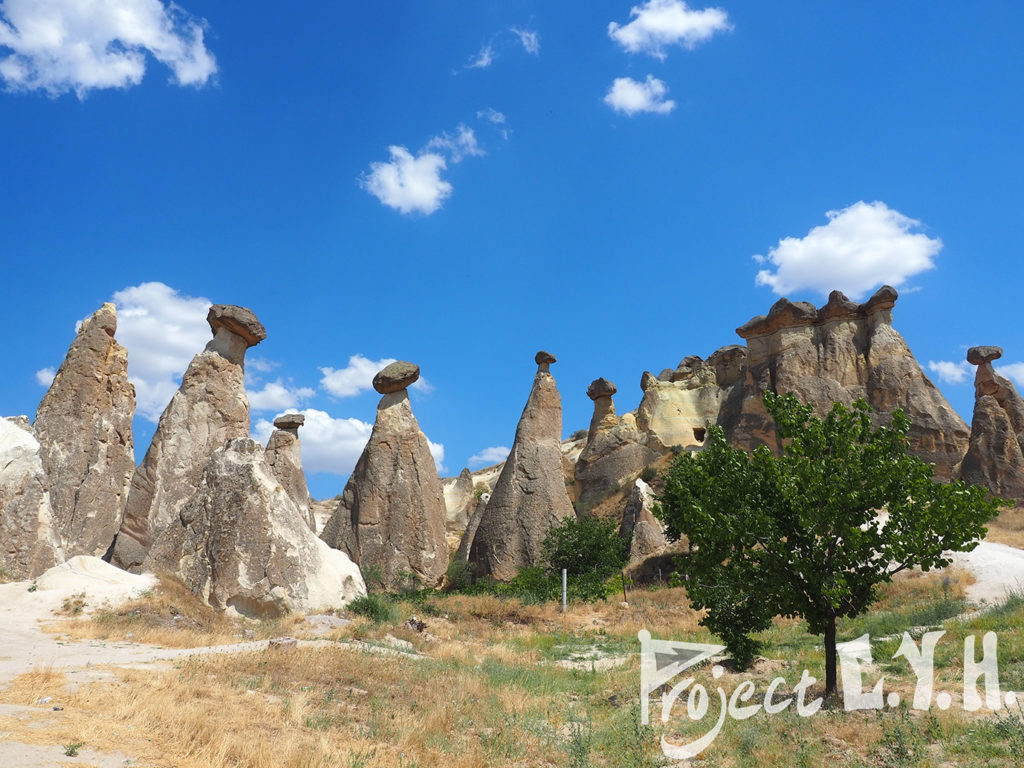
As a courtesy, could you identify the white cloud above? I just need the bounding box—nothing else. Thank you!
[468,445,510,468]
[511,27,539,55]
[320,354,432,398]
[477,107,506,125]
[361,126,484,216]
[468,43,494,69]
[608,0,731,59]
[253,407,446,477]
[927,360,971,385]
[360,146,451,215]
[997,363,1024,389]
[34,366,55,387]
[111,282,212,421]
[753,201,943,299]
[0,0,216,97]
[425,125,483,163]
[604,75,676,115]
[248,357,279,373]
[247,380,314,412]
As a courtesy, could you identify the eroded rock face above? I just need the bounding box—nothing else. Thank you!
[111,305,265,571]
[265,414,315,531]
[731,287,969,478]
[618,478,667,566]
[321,379,448,592]
[442,468,475,536]
[34,304,136,557]
[636,346,747,452]
[469,353,575,580]
[960,347,1024,503]
[0,417,64,579]
[147,439,364,617]
[575,378,658,510]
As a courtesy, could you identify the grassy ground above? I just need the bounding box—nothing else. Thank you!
[2,568,1023,767]
[986,506,1024,549]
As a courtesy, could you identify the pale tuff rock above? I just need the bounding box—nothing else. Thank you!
[0,417,64,579]
[442,468,475,535]
[731,286,969,479]
[960,346,1024,503]
[34,303,136,558]
[454,491,489,563]
[265,413,315,531]
[469,352,575,580]
[147,439,364,617]
[575,378,659,510]
[618,478,667,566]
[111,305,265,571]
[321,368,448,592]
[636,346,747,452]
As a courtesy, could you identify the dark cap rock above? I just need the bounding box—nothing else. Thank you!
[273,413,305,430]
[967,346,1003,366]
[587,378,617,400]
[373,361,420,394]
[535,351,557,366]
[207,305,267,347]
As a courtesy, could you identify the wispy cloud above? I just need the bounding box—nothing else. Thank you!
[927,360,971,385]
[0,0,217,97]
[467,43,495,69]
[608,0,731,60]
[604,75,676,115]
[511,27,540,55]
[468,445,510,468]
[753,201,943,299]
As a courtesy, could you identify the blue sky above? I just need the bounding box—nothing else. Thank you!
[2,1,1023,498]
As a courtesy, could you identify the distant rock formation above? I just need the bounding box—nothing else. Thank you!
[454,490,489,563]
[442,468,475,535]
[0,417,64,579]
[636,346,747,452]
[264,413,315,531]
[34,303,136,558]
[321,362,448,592]
[575,378,658,510]
[731,286,969,478]
[960,346,1024,503]
[618,478,667,566]
[147,438,364,617]
[111,305,266,571]
[469,351,576,580]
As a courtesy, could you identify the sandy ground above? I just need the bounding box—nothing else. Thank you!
[951,540,1024,603]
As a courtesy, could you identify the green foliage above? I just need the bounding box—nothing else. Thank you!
[570,429,589,442]
[542,515,628,581]
[657,391,1005,685]
[445,558,475,591]
[639,466,658,484]
[63,741,85,757]
[347,593,398,624]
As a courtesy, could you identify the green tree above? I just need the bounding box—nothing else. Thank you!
[657,391,1004,696]
[542,515,628,600]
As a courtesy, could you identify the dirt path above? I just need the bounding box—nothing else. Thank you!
[951,540,1024,603]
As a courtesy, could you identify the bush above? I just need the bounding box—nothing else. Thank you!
[569,429,588,442]
[639,466,658,484]
[347,593,398,624]
[445,559,475,592]
[542,515,628,581]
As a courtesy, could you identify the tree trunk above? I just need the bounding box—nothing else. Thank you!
[824,615,838,697]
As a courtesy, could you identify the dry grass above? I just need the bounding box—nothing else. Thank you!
[987,505,1024,548]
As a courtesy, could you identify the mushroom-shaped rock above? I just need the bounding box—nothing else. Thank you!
[34,303,136,558]
[265,415,315,531]
[111,304,265,572]
[146,439,364,617]
[321,374,448,592]
[587,378,617,401]
[535,350,557,372]
[372,361,420,394]
[273,413,306,431]
[968,346,1003,366]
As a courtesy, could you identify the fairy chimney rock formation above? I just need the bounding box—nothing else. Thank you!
[265,413,315,531]
[111,304,266,572]
[960,346,1024,503]
[321,361,448,592]
[469,352,575,580]
[730,286,969,478]
[619,478,668,566]
[0,417,64,579]
[147,438,364,617]
[33,303,136,558]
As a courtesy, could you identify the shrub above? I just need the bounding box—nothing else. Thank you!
[542,515,628,581]
[569,429,588,442]
[639,466,658,484]
[347,594,397,624]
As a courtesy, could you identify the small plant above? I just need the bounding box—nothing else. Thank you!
[569,429,588,442]
[63,740,85,757]
[347,593,397,624]
[445,559,474,591]
[473,483,489,498]
[60,592,87,616]
[992,700,1024,761]
[563,714,593,768]
[639,466,658,484]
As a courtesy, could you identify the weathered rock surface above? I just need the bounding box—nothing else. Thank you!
[636,346,747,452]
[0,417,64,579]
[469,353,575,580]
[373,361,419,394]
[575,378,658,510]
[618,478,667,566]
[442,468,475,535]
[111,305,265,571]
[731,287,969,478]
[321,376,448,592]
[265,413,315,531]
[960,347,1024,503]
[33,304,136,558]
[147,439,364,617]
[454,491,490,563]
